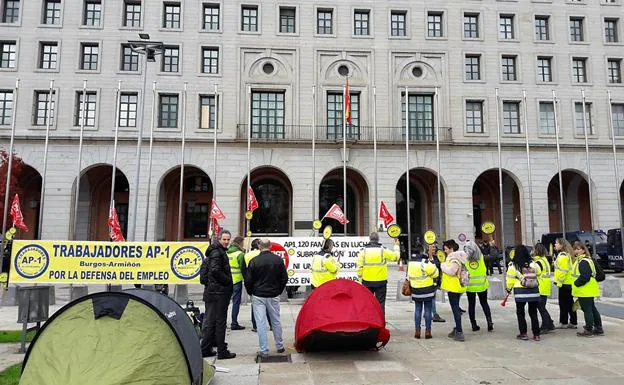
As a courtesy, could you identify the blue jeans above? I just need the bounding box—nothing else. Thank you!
[231,282,242,326]
[415,300,433,331]
[431,294,437,314]
[251,296,284,354]
[448,292,463,333]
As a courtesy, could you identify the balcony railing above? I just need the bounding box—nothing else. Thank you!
[235,124,453,144]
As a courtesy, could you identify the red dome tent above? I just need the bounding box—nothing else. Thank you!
[294,279,390,352]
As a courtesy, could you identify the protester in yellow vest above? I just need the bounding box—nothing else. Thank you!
[571,241,603,337]
[426,243,446,323]
[408,245,439,339]
[553,238,578,329]
[533,243,555,333]
[506,245,542,341]
[244,239,269,333]
[310,239,340,289]
[227,236,246,330]
[464,241,493,332]
[356,232,400,315]
[440,240,466,342]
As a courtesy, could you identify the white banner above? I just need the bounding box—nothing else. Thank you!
[268,237,369,286]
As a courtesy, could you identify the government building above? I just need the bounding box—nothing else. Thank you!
[1,0,624,248]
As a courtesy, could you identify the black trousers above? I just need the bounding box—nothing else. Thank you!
[201,292,231,354]
[516,301,540,336]
[578,297,602,331]
[558,284,577,325]
[366,284,387,315]
[467,290,492,326]
[538,295,555,329]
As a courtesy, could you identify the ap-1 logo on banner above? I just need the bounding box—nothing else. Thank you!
[170,246,205,280]
[14,244,50,279]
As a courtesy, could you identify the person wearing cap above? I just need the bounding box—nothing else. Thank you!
[356,232,400,315]
[227,236,247,330]
[409,244,439,339]
[310,239,340,289]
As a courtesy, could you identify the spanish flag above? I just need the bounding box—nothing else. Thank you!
[344,78,352,125]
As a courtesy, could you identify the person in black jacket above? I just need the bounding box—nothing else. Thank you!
[199,230,236,359]
[245,238,288,357]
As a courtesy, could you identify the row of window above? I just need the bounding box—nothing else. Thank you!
[0,41,219,74]
[2,40,621,86]
[464,54,623,84]
[0,89,622,139]
[0,1,622,44]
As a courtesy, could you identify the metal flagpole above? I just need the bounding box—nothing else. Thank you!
[213,84,218,200]
[38,80,55,240]
[553,90,566,234]
[405,86,411,256]
[435,87,443,238]
[373,86,378,231]
[343,84,347,237]
[109,81,122,216]
[142,81,158,241]
[129,51,150,241]
[1,78,19,265]
[608,91,624,264]
[522,89,535,245]
[177,83,188,241]
[495,88,507,271]
[246,86,252,235]
[581,89,597,255]
[72,81,88,240]
[312,85,316,222]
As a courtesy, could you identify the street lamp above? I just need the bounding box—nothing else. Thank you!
[127,35,164,242]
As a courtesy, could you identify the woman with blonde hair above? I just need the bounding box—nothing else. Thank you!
[554,238,577,329]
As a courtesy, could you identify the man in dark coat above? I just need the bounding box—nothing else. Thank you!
[200,230,236,359]
[245,239,288,356]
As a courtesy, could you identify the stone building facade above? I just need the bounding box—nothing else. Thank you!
[1,0,624,247]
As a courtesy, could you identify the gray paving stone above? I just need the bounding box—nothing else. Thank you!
[353,360,406,372]
[505,365,574,380]
[464,367,523,381]
[259,373,313,385]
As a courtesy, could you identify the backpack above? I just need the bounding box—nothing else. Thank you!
[592,259,606,282]
[520,266,539,288]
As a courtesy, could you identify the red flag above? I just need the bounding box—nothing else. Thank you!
[210,200,226,220]
[322,203,349,225]
[211,218,221,237]
[247,187,259,212]
[345,79,352,125]
[10,194,28,232]
[379,201,394,227]
[108,206,125,242]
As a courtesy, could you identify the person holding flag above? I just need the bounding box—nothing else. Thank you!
[356,232,400,315]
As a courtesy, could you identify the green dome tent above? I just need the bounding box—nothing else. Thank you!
[20,290,215,385]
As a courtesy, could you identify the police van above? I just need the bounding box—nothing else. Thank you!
[606,228,624,272]
[540,230,610,270]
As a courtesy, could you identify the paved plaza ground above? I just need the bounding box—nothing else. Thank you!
[2,269,624,384]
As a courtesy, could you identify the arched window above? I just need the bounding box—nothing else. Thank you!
[250,179,290,235]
